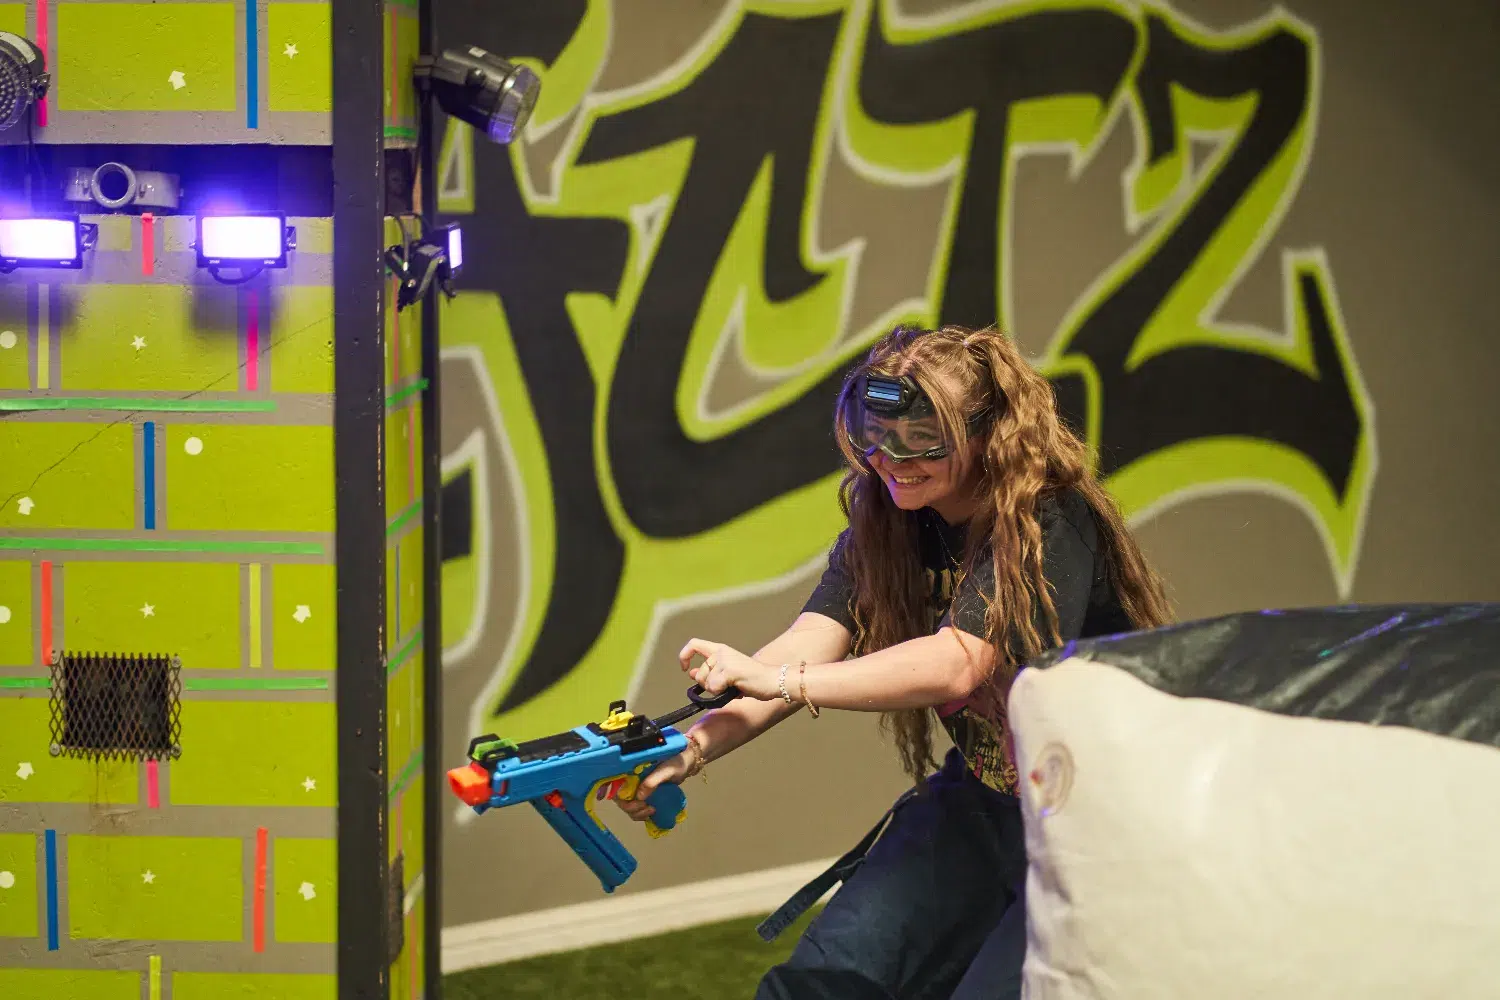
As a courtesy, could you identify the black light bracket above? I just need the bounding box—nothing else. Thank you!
[383,218,459,311]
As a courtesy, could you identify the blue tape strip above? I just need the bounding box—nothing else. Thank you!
[45,828,59,950]
[245,0,259,129]
[143,421,156,530]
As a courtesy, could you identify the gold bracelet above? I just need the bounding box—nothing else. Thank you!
[683,728,709,779]
[798,661,819,718]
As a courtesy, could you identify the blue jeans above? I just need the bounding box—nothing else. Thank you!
[755,749,1029,1000]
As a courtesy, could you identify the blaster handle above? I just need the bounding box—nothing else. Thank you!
[642,779,687,836]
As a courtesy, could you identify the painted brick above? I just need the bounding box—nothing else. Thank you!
[0,968,139,1000]
[66,562,240,669]
[384,407,412,516]
[0,423,135,530]
[56,4,238,112]
[268,285,334,394]
[0,282,27,390]
[57,284,239,392]
[273,837,335,943]
[266,5,332,114]
[0,700,137,805]
[400,525,424,641]
[0,561,32,667]
[0,832,38,937]
[270,562,335,671]
[164,424,335,534]
[170,701,335,808]
[0,4,24,35]
[68,834,242,941]
[172,972,336,1000]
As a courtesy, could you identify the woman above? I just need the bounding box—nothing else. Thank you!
[618,323,1173,999]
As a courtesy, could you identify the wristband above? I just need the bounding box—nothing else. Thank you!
[778,663,793,704]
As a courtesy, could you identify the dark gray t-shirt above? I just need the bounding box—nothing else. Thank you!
[801,488,1132,793]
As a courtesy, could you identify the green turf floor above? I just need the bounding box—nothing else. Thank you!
[440,908,820,999]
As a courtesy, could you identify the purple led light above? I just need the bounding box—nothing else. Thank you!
[0,218,79,263]
[199,215,284,260]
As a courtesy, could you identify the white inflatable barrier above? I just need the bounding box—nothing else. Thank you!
[1009,605,1500,1000]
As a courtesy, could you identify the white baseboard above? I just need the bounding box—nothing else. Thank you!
[440,857,839,974]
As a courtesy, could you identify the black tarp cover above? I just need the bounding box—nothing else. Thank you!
[1026,603,1500,748]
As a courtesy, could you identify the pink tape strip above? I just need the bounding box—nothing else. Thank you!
[245,290,260,391]
[35,0,48,127]
[140,214,155,276]
[145,759,160,808]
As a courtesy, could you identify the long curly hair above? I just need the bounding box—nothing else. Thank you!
[832,323,1174,782]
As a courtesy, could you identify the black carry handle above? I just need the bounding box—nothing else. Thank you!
[686,682,742,710]
[651,684,743,729]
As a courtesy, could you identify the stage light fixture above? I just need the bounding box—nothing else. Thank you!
[0,215,97,272]
[384,222,462,311]
[0,31,49,134]
[191,213,296,284]
[413,46,540,145]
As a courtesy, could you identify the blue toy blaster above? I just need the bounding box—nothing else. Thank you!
[448,683,741,893]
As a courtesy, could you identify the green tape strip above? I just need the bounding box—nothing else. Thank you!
[0,397,277,413]
[0,537,325,556]
[391,749,424,799]
[0,677,51,689]
[387,628,423,677]
[386,500,422,537]
[183,675,331,692]
[385,378,429,409]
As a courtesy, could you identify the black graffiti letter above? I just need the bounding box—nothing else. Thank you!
[1055,14,1362,495]
[584,11,854,538]
[857,5,1140,332]
[438,6,635,712]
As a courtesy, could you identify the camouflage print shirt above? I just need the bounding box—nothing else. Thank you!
[801,489,1133,795]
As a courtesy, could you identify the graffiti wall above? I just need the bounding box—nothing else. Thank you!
[433,0,1500,924]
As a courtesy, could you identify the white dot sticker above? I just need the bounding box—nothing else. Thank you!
[0,606,11,624]
[184,437,203,456]
[0,871,14,889]
[0,330,16,350]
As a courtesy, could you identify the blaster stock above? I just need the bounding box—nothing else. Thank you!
[447,684,741,893]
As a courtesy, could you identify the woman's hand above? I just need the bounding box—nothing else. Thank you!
[614,752,691,823]
[678,638,788,702]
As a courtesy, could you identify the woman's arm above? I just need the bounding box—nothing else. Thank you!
[686,611,853,764]
[681,625,992,715]
[616,611,853,821]
[798,626,993,712]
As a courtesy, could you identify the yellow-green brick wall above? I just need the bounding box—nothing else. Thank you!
[0,210,338,996]
[383,216,428,1000]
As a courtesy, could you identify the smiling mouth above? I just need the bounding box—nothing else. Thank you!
[890,474,929,487]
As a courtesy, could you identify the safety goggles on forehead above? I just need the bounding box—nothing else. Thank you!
[846,374,987,462]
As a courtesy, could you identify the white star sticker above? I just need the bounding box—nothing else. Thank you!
[283,42,298,58]
[292,604,311,623]
[17,497,33,515]
[16,762,33,780]
[131,336,146,351]
[298,881,316,901]
[140,603,155,617]
[302,777,316,792]
[142,870,156,884]
[168,70,186,90]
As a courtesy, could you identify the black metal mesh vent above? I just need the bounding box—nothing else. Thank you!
[48,651,182,761]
